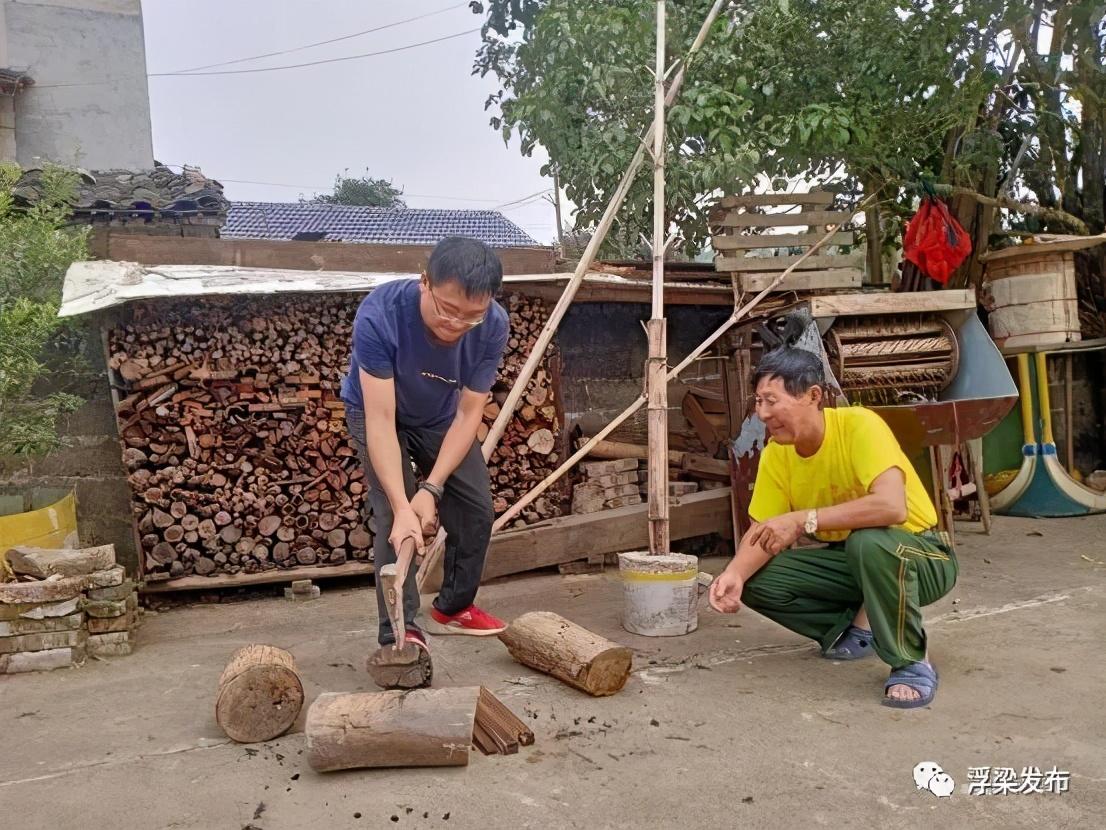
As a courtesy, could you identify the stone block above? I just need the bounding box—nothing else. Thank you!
[0,597,80,621]
[571,483,605,515]
[605,494,644,509]
[602,483,641,499]
[86,581,135,602]
[87,632,131,657]
[0,629,83,654]
[581,458,640,478]
[0,576,86,605]
[85,566,126,588]
[86,611,136,634]
[0,646,83,674]
[284,585,320,602]
[80,597,128,618]
[0,611,84,637]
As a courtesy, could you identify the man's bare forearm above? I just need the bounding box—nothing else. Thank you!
[813,493,906,531]
[726,531,775,580]
[427,409,482,488]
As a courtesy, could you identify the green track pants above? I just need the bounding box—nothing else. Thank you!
[741,528,958,669]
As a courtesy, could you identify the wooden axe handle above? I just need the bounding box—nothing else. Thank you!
[379,536,417,651]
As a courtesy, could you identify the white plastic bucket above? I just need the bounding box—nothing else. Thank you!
[618,551,700,637]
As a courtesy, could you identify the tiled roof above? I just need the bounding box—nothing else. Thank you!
[9,162,228,220]
[224,202,539,248]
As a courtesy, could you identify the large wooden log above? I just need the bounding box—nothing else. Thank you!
[305,688,481,772]
[498,612,632,696]
[215,644,304,743]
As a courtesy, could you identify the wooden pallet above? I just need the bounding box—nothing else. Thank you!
[140,561,374,593]
[711,190,862,292]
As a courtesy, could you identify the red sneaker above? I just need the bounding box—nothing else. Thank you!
[402,628,430,653]
[427,604,507,636]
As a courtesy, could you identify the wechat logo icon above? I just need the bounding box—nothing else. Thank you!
[914,761,955,798]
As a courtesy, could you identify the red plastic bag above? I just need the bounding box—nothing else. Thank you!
[903,196,972,285]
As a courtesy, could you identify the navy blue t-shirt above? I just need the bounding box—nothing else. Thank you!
[339,279,509,429]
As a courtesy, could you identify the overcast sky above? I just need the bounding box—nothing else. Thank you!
[141,0,560,245]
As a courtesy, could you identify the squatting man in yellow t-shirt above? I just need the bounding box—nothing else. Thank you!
[709,347,958,708]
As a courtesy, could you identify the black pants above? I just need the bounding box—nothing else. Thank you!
[346,407,494,645]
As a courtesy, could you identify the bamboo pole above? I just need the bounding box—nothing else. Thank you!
[491,205,870,532]
[480,0,728,456]
[417,0,728,591]
[646,0,670,555]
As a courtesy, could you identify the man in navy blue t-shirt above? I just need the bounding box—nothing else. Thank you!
[341,237,510,656]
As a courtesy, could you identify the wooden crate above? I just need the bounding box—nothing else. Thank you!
[710,190,862,292]
[981,251,1080,349]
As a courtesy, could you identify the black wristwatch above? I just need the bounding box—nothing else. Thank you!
[418,482,444,504]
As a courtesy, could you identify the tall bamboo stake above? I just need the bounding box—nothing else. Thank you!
[480,0,728,456]
[646,0,670,555]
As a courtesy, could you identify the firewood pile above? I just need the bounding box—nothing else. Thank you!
[484,293,566,528]
[107,290,563,582]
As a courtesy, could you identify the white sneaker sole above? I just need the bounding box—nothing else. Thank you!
[424,618,507,637]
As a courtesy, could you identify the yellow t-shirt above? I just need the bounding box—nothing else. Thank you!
[748,406,938,542]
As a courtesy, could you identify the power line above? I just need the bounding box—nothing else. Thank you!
[156,164,549,207]
[31,25,481,88]
[149,28,481,78]
[221,179,505,203]
[493,188,553,209]
[166,2,468,74]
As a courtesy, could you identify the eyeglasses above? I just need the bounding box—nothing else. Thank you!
[426,282,488,328]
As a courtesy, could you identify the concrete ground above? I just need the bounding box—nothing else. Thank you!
[2,515,1104,830]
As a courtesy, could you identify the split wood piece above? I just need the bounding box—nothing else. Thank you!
[476,687,534,750]
[215,644,304,743]
[305,687,481,772]
[471,722,500,756]
[498,611,632,697]
[6,544,116,579]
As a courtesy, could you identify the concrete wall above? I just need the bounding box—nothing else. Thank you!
[0,312,137,574]
[3,0,154,170]
[557,304,733,447]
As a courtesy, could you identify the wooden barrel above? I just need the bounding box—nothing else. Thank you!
[215,644,304,743]
[982,251,1081,349]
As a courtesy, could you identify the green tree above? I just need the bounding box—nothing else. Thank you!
[308,170,406,208]
[0,163,88,457]
[472,0,1100,272]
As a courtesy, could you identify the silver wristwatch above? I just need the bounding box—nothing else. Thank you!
[803,509,819,535]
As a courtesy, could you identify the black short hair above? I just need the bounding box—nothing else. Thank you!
[427,236,503,299]
[753,347,824,397]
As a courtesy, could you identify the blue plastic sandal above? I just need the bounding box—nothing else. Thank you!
[823,625,875,660]
[882,661,939,709]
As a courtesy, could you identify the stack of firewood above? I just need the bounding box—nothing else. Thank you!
[484,293,565,528]
[108,290,563,581]
[109,296,371,581]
